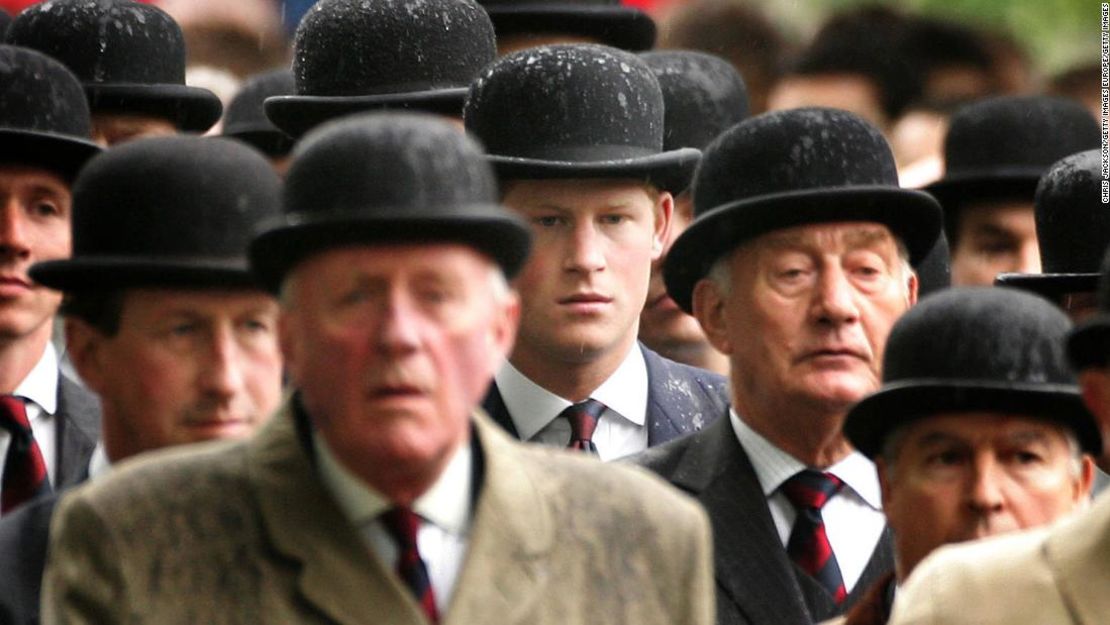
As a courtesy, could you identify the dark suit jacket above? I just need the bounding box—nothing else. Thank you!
[633,414,895,625]
[0,374,99,625]
[483,344,727,448]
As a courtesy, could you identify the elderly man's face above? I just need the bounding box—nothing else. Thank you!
[69,289,284,461]
[0,166,71,344]
[280,244,518,486]
[696,222,915,414]
[879,412,1093,578]
[950,199,1040,286]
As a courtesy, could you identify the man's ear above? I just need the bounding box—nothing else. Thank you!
[692,278,732,355]
[489,289,521,368]
[65,317,109,394]
[651,191,674,261]
[906,270,919,307]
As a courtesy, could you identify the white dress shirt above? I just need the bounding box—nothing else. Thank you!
[730,410,886,592]
[315,433,472,613]
[0,343,60,511]
[494,343,649,461]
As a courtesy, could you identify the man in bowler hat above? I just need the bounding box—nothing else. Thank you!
[264,0,496,139]
[478,0,656,56]
[465,44,728,461]
[637,50,749,377]
[886,285,1110,625]
[0,45,102,519]
[926,95,1099,287]
[0,135,286,625]
[222,69,296,175]
[636,107,943,624]
[826,287,1098,625]
[43,113,714,625]
[995,149,1110,322]
[7,0,223,146]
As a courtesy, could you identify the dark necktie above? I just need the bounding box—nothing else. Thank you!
[0,395,49,514]
[381,506,439,623]
[781,469,847,604]
[560,398,606,453]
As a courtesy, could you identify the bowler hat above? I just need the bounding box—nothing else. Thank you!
[640,50,749,153]
[845,287,1101,458]
[996,150,1110,297]
[222,69,295,157]
[925,96,1099,234]
[0,45,100,181]
[31,136,282,290]
[917,232,951,297]
[264,0,496,139]
[479,0,655,52]
[0,11,10,39]
[1067,249,1110,370]
[7,0,222,133]
[250,113,533,293]
[464,44,700,194]
[664,107,942,313]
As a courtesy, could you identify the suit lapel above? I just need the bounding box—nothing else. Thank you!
[445,413,553,625]
[53,374,101,488]
[481,383,521,439]
[642,345,726,446]
[673,416,813,625]
[1044,493,1110,625]
[248,401,425,625]
[642,346,683,445]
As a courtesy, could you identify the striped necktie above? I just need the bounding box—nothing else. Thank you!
[781,469,847,604]
[381,506,439,623]
[560,398,606,454]
[0,395,50,514]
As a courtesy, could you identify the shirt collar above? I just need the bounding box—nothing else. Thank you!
[14,342,58,416]
[730,409,882,510]
[495,342,648,441]
[314,431,473,535]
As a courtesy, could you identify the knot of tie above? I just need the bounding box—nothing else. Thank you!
[560,398,606,453]
[781,469,844,511]
[380,505,421,550]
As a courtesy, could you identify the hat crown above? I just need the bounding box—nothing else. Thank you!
[693,108,898,217]
[8,0,186,86]
[883,288,1075,387]
[0,44,91,138]
[292,0,495,98]
[641,50,749,151]
[70,136,281,263]
[1034,149,1110,275]
[944,95,1099,176]
[285,113,498,220]
[465,44,665,161]
[224,69,294,134]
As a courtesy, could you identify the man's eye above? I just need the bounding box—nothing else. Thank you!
[599,214,627,225]
[32,201,60,217]
[534,216,563,227]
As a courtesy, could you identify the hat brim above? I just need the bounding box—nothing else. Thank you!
[487,147,700,195]
[0,129,102,182]
[86,83,223,133]
[264,89,467,139]
[844,380,1101,458]
[994,272,1099,298]
[487,5,656,51]
[248,207,533,294]
[31,256,259,291]
[664,186,943,313]
[1068,315,1110,370]
[924,169,1042,207]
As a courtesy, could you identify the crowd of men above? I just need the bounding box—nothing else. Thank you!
[0,0,1105,624]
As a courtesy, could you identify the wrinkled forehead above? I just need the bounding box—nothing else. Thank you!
[0,163,71,193]
[756,221,900,252]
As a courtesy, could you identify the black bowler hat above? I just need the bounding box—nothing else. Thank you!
[249,113,533,293]
[479,0,655,52]
[917,232,951,297]
[7,0,222,133]
[31,136,281,291]
[925,96,1099,234]
[465,44,700,194]
[664,107,942,313]
[0,11,10,39]
[845,287,1101,458]
[0,45,100,182]
[222,69,295,158]
[996,150,1110,297]
[640,50,749,153]
[1067,249,1110,370]
[264,0,496,139]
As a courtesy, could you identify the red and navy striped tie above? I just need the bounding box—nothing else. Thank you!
[381,506,439,623]
[561,398,606,454]
[0,395,50,514]
[781,469,847,604]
